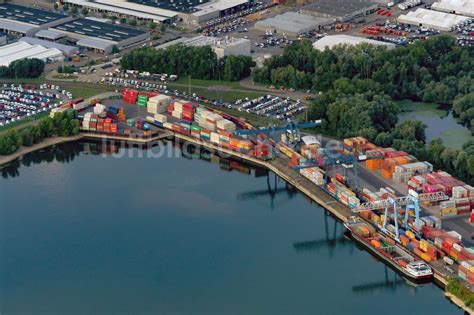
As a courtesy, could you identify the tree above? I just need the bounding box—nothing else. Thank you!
[53,3,59,10]
[120,17,127,24]
[129,19,137,27]
[63,3,70,11]
[160,24,166,32]
[71,6,78,16]
[81,7,89,16]
[150,22,157,30]
[111,45,119,54]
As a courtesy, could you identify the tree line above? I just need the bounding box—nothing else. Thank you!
[253,36,473,129]
[0,111,80,156]
[120,45,255,82]
[0,58,45,79]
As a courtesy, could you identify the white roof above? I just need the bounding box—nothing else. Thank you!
[0,19,37,33]
[193,0,249,17]
[398,8,470,31]
[64,0,174,22]
[76,37,113,50]
[0,41,63,66]
[35,29,65,40]
[312,34,396,50]
[432,0,474,17]
[20,37,78,54]
[255,12,334,35]
[301,135,321,146]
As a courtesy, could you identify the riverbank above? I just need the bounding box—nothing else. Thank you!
[445,292,474,314]
[0,135,84,167]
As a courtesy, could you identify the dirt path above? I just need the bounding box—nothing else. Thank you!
[0,135,84,166]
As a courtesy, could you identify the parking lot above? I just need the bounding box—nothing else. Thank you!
[0,84,73,127]
[233,95,306,121]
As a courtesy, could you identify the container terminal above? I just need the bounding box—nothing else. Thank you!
[26,87,474,310]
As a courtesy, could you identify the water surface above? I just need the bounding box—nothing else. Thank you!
[0,141,461,314]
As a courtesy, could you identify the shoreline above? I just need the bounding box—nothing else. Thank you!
[0,135,84,167]
[445,292,473,314]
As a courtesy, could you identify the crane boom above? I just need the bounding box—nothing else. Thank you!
[353,191,448,212]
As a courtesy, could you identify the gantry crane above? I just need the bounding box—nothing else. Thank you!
[352,190,448,241]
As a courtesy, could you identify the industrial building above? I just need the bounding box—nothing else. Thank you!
[51,18,150,54]
[301,0,378,22]
[0,3,73,37]
[0,41,63,66]
[185,0,252,25]
[64,0,178,23]
[19,37,79,56]
[0,32,6,46]
[254,12,334,37]
[432,0,474,18]
[312,34,396,50]
[398,8,470,31]
[156,35,251,57]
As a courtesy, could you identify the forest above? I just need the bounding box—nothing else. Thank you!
[253,36,473,129]
[120,45,255,82]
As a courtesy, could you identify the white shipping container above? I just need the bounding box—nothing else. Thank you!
[154,113,167,123]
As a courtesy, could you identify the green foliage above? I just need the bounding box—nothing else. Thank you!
[253,36,473,104]
[57,65,76,74]
[453,92,474,129]
[160,24,166,32]
[0,113,80,156]
[71,6,78,16]
[120,17,127,24]
[120,45,255,82]
[149,22,157,30]
[111,45,119,54]
[129,19,137,27]
[0,58,45,79]
[447,277,474,309]
[81,7,89,16]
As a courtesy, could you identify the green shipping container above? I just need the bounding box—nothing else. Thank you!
[191,125,201,131]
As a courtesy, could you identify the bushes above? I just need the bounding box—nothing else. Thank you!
[0,112,79,156]
[0,58,45,79]
[447,277,474,309]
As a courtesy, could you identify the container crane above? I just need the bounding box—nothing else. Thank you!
[234,119,322,146]
[352,190,448,241]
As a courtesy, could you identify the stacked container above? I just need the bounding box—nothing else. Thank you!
[136,94,148,107]
[392,161,433,183]
[300,167,324,186]
[147,95,171,114]
[93,103,106,118]
[122,89,138,104]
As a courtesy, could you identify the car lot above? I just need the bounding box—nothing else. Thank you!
[0,84,72,127]
[233,95,306,121]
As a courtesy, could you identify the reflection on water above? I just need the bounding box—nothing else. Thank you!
[1,141,460,314]
[398,102,472,149]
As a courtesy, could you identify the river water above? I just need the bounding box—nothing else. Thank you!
[0,141,461,314]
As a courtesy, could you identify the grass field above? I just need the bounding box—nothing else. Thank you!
[166,84,265,103]
[172,78,245,89]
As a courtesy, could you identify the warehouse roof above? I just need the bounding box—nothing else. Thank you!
[52,18,147,42]
[0,19,36,34]
[20,37,78,55]
[0,3,66,26]
[0,41,63,66]
[76,37,113,50]
[302,0,376,17]
[64,0,176,21]
[432,0,474,17]
[255,12,334,35]
[398,8,470,31]
[192,0,249,17]
[129,0,210,13]
[312,35,396,50]
[35,29,66,40]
